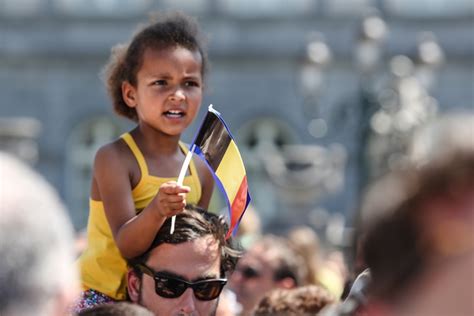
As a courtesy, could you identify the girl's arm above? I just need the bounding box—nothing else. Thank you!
[195,157,214,209]
[92,142,189,259]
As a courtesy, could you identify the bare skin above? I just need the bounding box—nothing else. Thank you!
[91,46,214,259]
[127,236,221,316]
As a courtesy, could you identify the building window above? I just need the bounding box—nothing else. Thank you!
[236,117,298,226]
[64,116,123,230]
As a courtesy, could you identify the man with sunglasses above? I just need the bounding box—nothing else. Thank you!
[126,205,240,316]
[229,235,308,315]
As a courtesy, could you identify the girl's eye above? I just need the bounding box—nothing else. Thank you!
[185,81,200,87]
[153,80,167,86]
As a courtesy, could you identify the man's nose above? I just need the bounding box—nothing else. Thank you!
[178,288,197,315]
[230,268,245,283]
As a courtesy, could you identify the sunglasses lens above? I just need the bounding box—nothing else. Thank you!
[154,275,225,301]
[193,281,226,301]
[155,276,186,298]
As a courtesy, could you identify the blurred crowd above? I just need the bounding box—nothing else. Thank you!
[1,114,472,316]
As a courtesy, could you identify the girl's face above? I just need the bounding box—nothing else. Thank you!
[124,46,203,136]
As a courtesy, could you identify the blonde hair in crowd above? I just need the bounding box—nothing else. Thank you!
[0,152,78,316]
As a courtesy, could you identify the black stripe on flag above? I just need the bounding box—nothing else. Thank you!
[194,112,232,171]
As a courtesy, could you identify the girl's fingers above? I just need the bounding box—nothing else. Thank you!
[160,199,186,212]
[164,195,186,203]
[160,184,191,194]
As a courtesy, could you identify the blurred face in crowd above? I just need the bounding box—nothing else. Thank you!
[229,244,294,315]
[128,235,222,316]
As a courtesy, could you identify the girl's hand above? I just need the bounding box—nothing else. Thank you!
[152,181,191,220]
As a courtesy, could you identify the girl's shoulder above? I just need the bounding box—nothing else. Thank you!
[93,136,135,173]
[95,136,129,159]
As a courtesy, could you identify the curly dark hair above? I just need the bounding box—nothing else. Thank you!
[127,205,241,278]
[102,11,208,122]
[253,285,335,315]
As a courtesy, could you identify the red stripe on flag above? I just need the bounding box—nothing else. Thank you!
[226,176,249,239]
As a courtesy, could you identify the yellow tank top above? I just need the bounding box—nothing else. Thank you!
[78,133,202,300]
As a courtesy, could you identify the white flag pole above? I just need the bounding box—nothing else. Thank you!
[170,144,196,234]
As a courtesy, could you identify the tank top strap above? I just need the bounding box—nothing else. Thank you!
[120,133,149,176]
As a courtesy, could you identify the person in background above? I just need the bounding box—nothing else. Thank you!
[317,250,348,300]
[358,114,474,316]
[0,152,78,316]
[229,235,308,316]
[216,289,241,316]
[287,225,321,285]
[253,285,335,316]
[126,205,240,316]
[75,11,214,312]
[288,226,347,300]
[234,204,262,250]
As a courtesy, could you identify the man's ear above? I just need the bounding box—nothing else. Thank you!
[122,81,137,108]
[127,269,141,303]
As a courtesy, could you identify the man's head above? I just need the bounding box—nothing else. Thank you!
[359,114,474,315]
[0,152,78,316]
[254,285,335,316]
[229,235,307,315]
[127,206,240,316]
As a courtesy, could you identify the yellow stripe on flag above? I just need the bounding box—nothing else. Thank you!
[215,139,246,204]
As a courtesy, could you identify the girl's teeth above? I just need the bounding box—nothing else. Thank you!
[165,111,184,117]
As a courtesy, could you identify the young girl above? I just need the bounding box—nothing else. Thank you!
[74,12,214,311]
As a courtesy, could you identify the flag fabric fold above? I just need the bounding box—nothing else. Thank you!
[192,105,251,239]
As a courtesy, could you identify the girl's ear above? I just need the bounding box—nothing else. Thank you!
[127,269,141,303]
[122,81,137,108]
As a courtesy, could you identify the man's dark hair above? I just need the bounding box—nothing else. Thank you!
[127,205,240,277]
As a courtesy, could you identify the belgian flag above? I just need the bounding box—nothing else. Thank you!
[192,105,251,239]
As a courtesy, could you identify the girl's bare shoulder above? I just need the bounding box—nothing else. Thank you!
[93,137,136,175]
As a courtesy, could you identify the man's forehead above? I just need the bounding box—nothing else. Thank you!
[251,244,279,259]
[242,246,278,268]
[146,235,221,279]
[149,235,220,256]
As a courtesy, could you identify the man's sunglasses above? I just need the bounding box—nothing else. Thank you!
[136,264,227,301]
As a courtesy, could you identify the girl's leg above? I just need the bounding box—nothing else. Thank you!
[71,289,115,314]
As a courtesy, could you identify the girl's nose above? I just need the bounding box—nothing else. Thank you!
[169,89,185,102]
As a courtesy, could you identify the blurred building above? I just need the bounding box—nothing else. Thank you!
[1,0,472,243]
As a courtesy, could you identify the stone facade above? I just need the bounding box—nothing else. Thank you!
[1,1,472,241]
